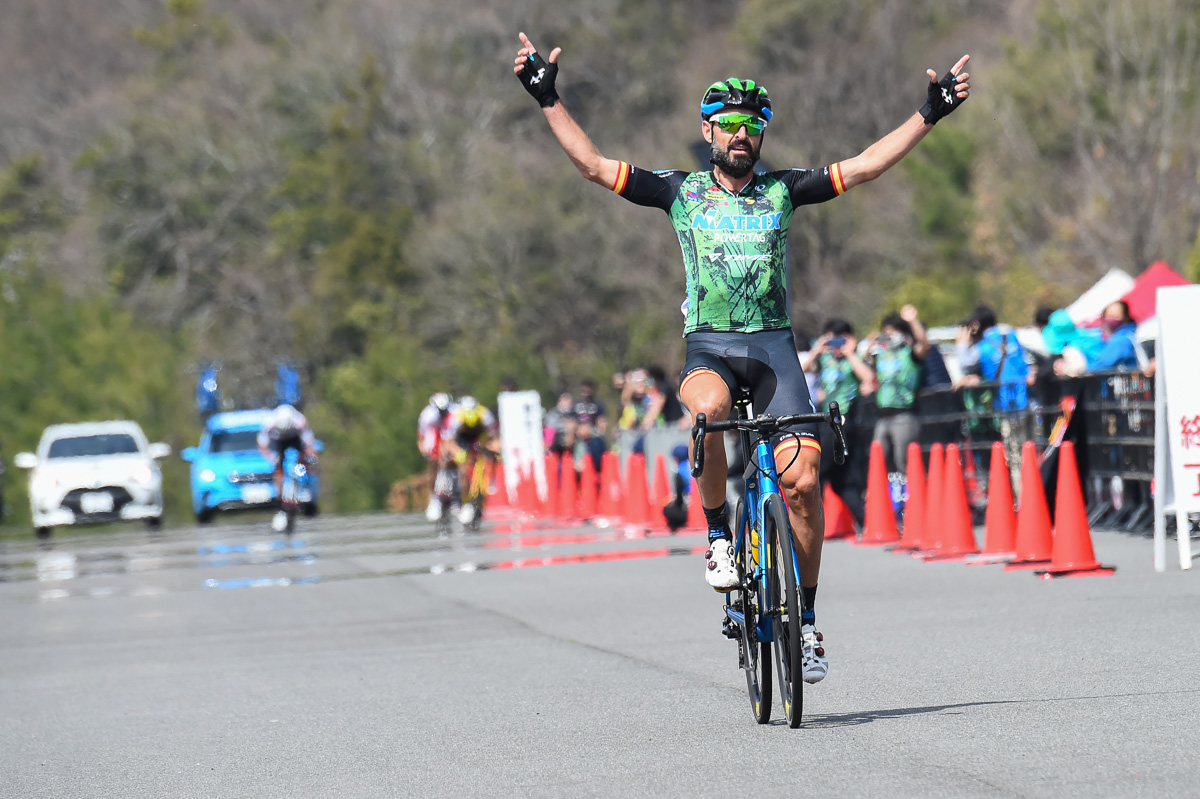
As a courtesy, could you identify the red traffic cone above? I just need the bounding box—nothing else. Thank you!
[624,453,651,526]
[1004,441,1053,570]
[597,452,623,522]
[892,441,925,552]
[558,454,579,519]
[971,442,1016,563]
[579,455,598,519]
[920,443,979,561]
[651,453,673,526]
[1037,442,1115,578]
[856,440,900,546]
[823,484,857,541]
[687,477,706,530]
[486,460,509,510]
[541,453,560,517]
[916,443,945,557]
[517,466,536,514]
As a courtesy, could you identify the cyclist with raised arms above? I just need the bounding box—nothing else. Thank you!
[514,32,969,684]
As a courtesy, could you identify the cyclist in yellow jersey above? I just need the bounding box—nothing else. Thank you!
[444,396,499,525]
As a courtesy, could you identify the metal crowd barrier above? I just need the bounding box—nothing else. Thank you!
[911,370,1156,534]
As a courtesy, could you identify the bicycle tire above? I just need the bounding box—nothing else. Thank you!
[733,497,772,724]
[766,493,803,727]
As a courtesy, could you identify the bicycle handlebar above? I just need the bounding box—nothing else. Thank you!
[691,401,848,478]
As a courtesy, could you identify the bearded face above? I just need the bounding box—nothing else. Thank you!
[709,136,759,178]
[705,113,764,179]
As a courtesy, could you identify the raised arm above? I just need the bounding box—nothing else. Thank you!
[514,32,622,190]
[837,55,971,191]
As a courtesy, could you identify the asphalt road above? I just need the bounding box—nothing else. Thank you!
[2,509,1199,798]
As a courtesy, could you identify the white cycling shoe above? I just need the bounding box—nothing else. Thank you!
[425,498,442,522]
[271,511,288,532]
[704,538,739,591]
[801,624,828,684]
[458,504,476,525]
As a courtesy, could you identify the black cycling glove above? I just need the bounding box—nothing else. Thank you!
[517,50,560,108]
[919,70,965,125]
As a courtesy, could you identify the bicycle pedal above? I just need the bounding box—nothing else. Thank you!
[721,616,740,640]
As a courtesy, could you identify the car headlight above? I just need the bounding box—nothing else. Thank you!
[31,470,59,497]
[129,465,155,485]
[198,469,217,483]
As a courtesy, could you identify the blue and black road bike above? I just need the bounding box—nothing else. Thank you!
[692,391,846,727]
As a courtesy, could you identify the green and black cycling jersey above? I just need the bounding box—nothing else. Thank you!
[610,162,848,335]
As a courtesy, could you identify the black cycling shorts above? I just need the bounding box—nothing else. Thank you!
[270,434,305,467]
[680,329,821,458]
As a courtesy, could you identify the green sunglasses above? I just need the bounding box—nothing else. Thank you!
[709,112,768,135]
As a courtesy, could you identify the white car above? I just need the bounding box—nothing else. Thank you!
[14,420,171,538]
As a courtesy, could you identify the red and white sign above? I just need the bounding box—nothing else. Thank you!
[1154,285,1200,571]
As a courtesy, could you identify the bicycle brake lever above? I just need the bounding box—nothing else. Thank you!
[828,401,848,466]
[691,413,707,477]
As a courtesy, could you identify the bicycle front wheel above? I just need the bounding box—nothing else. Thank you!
[733,498,771,724]
[766,494,803,727]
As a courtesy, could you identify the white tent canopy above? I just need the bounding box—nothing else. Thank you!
[1065,268,1135,325]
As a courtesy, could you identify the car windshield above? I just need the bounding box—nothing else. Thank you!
[209,430,261,454]
[47,434,140,459]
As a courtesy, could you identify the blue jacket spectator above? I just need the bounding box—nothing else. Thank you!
[1088,300,1141,372]
[956,304,1029,411]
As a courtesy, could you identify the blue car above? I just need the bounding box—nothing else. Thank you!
[181,410,321,524]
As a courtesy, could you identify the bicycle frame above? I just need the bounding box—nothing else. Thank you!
[728,423,786,643]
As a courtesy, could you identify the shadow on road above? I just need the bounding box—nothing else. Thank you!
[798,699,1016,728]
[797,686,1200,728]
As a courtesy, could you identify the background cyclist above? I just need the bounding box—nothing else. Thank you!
[515,31,970,684]
[417,392,456,521]
[256,404,318,529]
[444,395,499,525]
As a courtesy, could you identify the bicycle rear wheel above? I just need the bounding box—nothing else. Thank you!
[732,497,772,724]
[766,494,803,727]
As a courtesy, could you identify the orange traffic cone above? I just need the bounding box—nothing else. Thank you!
[558,454,579,519]
[651,453,673,526]
[916,443,945,556]
[687,477,706,530]
[1004,441,1053,571]
[624,452,651,526]
[892,441,925,552]
[920,443,979,561]
[579,455,598,519]
[516,466,536,514]
[856,440,900,546]
[970,442,1016,563]
[1037,442,1115,578]
[485,462,504,509]
[541,454,560,517]
[823,484,857,540]
[597,451,623,522]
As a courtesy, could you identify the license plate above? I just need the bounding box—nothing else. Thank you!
[80,492,114,514]
[241,484,273,505]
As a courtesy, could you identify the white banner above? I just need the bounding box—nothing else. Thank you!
[497,390,545,503]
[1153,285,1200,571]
